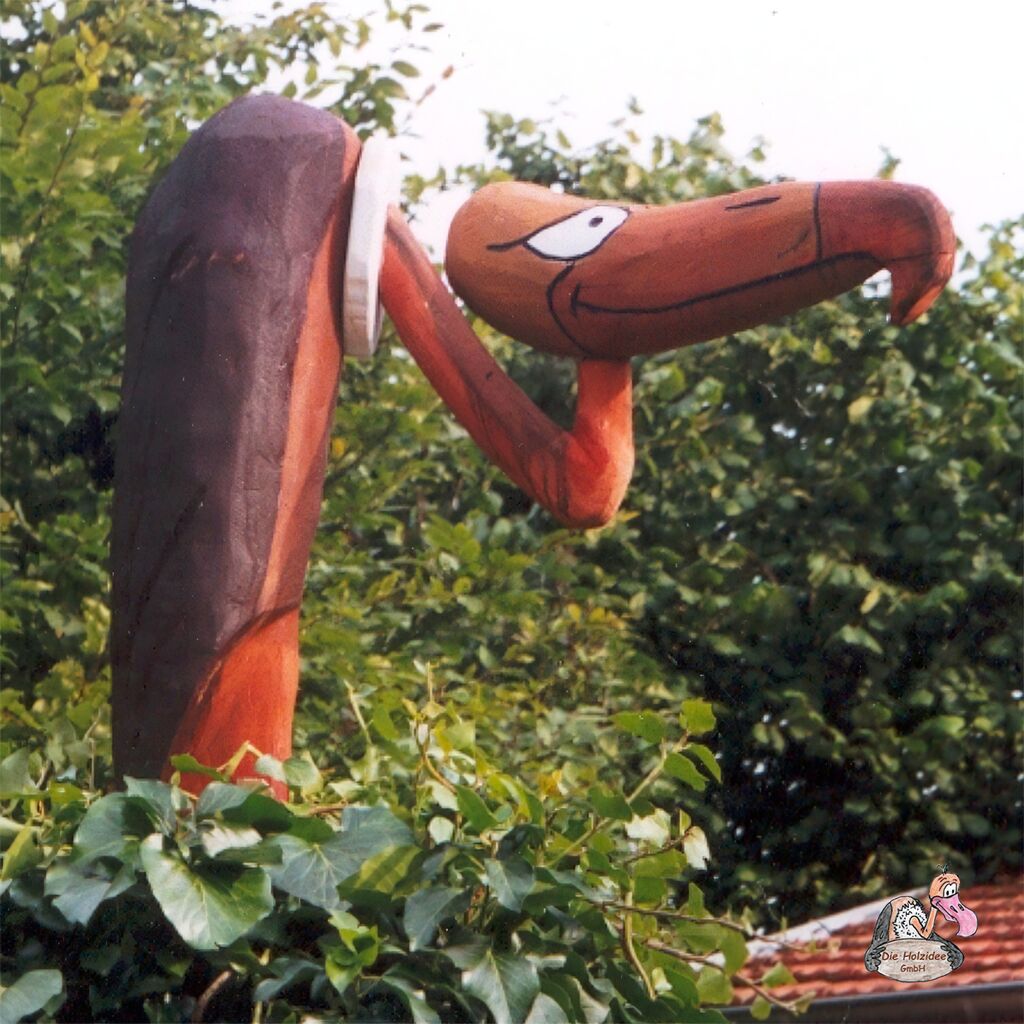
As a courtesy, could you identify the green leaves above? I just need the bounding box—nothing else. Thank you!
[338,844,421,899]
[404,885,469,950]
[447,936,541,1024]
[588,785,633,821]
[3,736,761,1023]
[43,857,134,925]
[485,856,534,911]
[270,805,412,910]
[456,785,500,832]
[664,752,708,791]
[0,969,63,1024]
[615,710,667,744]
[72,793,150,862]
[139,834,273,950]
[269,833,355,910]
[681,699,716,736]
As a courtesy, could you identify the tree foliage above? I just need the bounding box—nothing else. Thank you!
[1,0,1021,1021]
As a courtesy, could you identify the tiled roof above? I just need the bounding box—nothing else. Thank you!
[734,881,1024,1006]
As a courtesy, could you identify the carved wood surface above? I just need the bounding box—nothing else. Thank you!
[381,210,635,529]
[445,180,954,359]
[112,97,954,791]
[112,96,357,781]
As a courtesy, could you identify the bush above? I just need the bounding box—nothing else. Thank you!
[0,695,808,1023]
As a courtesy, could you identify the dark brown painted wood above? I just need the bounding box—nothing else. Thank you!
[112,96,358,782]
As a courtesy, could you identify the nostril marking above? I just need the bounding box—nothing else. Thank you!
[725,196,781,210]
[588,216,604,227]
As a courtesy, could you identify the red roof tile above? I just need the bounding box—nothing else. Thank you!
[733,881,1024,1006]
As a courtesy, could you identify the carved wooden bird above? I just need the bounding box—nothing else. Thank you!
[112,96,953,792]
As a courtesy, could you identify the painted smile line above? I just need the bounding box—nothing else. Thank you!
[568,250,879,320]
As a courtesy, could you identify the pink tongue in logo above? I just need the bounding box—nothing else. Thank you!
[932,894,978,937]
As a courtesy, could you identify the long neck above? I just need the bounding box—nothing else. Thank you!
[380,209,635,528]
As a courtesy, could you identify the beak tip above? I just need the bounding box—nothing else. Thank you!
[888,250,955,326]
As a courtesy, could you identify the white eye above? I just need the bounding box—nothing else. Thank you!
[943,883,958,898]
[524,206,628,260]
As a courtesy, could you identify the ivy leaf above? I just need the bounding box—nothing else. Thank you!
[707,634,742,656]
[0,748,34,797]
[695,967,732,1005]
[252,754,287,784]
[124,777,186,834]
[73,794,151,863]
[44,857,135,925]
[337,806,414,858]
[168,754,227,782]
[634,875,666,904]
[0,969,63,1024]
[664,966,699,1006]
[456,785,499,832]
[833,624,883,655]
[847,394,875,423]
[139,834,273,950]
[379,971,442,1024]
[525,992,569,1023]
[485,857,534,911]
[719,928,748,973]
[447,936,540,1024]
[252,957,321,1002]
[372,705,399,741]
[404,885,469,950]
[626,808,671,847]
[1,826,41,881]
[195,783,294,832]
[634,849,686,879]
[685,743,722,782]
[269,833,358,911]
[761,963,796,987]
[199,822,265,859]
[195,782,259,818]
[269,806,413,910]
[338,845,421,899]
[217,792,295,833]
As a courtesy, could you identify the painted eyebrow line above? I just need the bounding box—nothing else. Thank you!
[486,206,629,252]
[724,196,781,211]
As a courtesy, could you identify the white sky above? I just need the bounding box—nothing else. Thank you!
[227,0,1023,261]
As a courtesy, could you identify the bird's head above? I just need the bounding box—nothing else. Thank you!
[446,179,954,359]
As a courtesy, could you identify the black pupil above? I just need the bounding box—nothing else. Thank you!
[588,216,603,227]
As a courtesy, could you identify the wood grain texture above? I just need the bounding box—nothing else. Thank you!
[112,95,358,782]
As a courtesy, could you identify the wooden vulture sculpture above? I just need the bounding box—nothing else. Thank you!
[112,96,954,792]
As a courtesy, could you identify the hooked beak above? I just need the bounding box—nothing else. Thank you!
[446,180,954,359]
[817,181,954,325]
[931,891,979,938]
